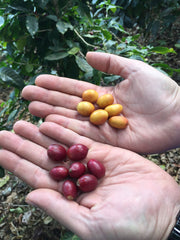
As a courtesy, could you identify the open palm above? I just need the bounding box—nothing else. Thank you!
[22,52,180,153]
[0,120,179,240]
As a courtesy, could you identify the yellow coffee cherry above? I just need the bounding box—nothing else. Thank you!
[77,101,95,116]
[108,116,128,129]
[97,94,114,108]
[105,104,123,117]
[90,109,108,125]
[82,89,98,103]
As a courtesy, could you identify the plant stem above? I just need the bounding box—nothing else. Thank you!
[74,29,97,48]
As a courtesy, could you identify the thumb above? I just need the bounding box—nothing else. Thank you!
[26,189,90,238]
[86,51,142,79]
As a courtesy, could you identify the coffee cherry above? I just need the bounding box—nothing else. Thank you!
[77,174,98,192]
[62,180,77,200]
[47,144,67,162]
[49,166,69,181]
[77,101,95,116]
[87,159,105,179]
[108,116,128,129]
[105,104,123,117]
[67,144,88,161]
[82,89,98,103]
[97,94,114,108]
[69,162,86,178]
[90,109,108,125]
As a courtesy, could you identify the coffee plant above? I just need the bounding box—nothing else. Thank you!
[0,0,179,131]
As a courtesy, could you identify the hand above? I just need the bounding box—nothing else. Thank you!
[0,121,179,240]
[22,52,180,154]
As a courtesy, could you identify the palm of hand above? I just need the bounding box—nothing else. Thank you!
[22,53,180,153]
[110,61,179,153]
[0,121,179,240]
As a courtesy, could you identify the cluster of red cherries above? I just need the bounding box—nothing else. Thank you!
[47,143,106,200]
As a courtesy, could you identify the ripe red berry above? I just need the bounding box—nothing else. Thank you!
[47,144,67,162]
[67,144,88,161]
[62,180,77,200]
[77,174,98,192]
[87,159,105,179]
[49,166,69,181]
[69,162,86,178]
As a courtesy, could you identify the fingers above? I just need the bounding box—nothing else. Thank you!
[28,101,88,120]
[0,149,58,190]
[22,74,102,104]
[39,121,94,148]
[35,74,100,95]
[45,114,119,146]
[13,120,59,148]
[86,51,144,78]
[0,121,66,171]
[26,189,90,238]
[0,121,71,190]
[22,85,81,110]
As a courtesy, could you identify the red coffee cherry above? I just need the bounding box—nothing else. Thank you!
[69,162,86,178]
[67,144,88,161]
[49,166,69,181]
[77,174,98,192]
[62,180,77,200]
[47,144,67,162]
[87,159,105,179]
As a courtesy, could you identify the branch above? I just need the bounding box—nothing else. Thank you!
[74,29,97,49]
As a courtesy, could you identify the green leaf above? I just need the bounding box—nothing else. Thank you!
[0,166,5,178]
[26,16,39,37]
[25,63,34,73]
[159,165,166,170]
[107,5,117,13]
[104,75,121,84]
[16,38,26,51]
[7,109,18,123]
[175,43,180,49]
[61,229,80,240]
[7,5,29,12]
[0,67,25,89]
[56,20,73,34]
[150,46,176,54]
[75,56,93,73]
[38,0,49,9]
[46,15,58,22]
[101,29,112,40]
[68,47,80,55]
[0,175,9,188]
[45,52,69,61]
[43,216,53,225]
[10,207,23,214]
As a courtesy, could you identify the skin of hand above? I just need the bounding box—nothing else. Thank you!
[0,120,180,240]
[21,52,180,154]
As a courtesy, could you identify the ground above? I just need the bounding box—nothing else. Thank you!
[0,20,180,240]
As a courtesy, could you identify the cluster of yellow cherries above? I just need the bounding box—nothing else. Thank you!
[77,89,128,129]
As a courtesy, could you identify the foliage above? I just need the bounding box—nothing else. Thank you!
[60,229,80,240]
[0,0,179,131]
[92,0,180,39]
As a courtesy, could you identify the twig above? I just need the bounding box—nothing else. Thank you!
[74,29,97,48]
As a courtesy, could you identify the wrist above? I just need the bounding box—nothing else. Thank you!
[167,86,180,150]
[167,209,180,240]
[161,208,180,240]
